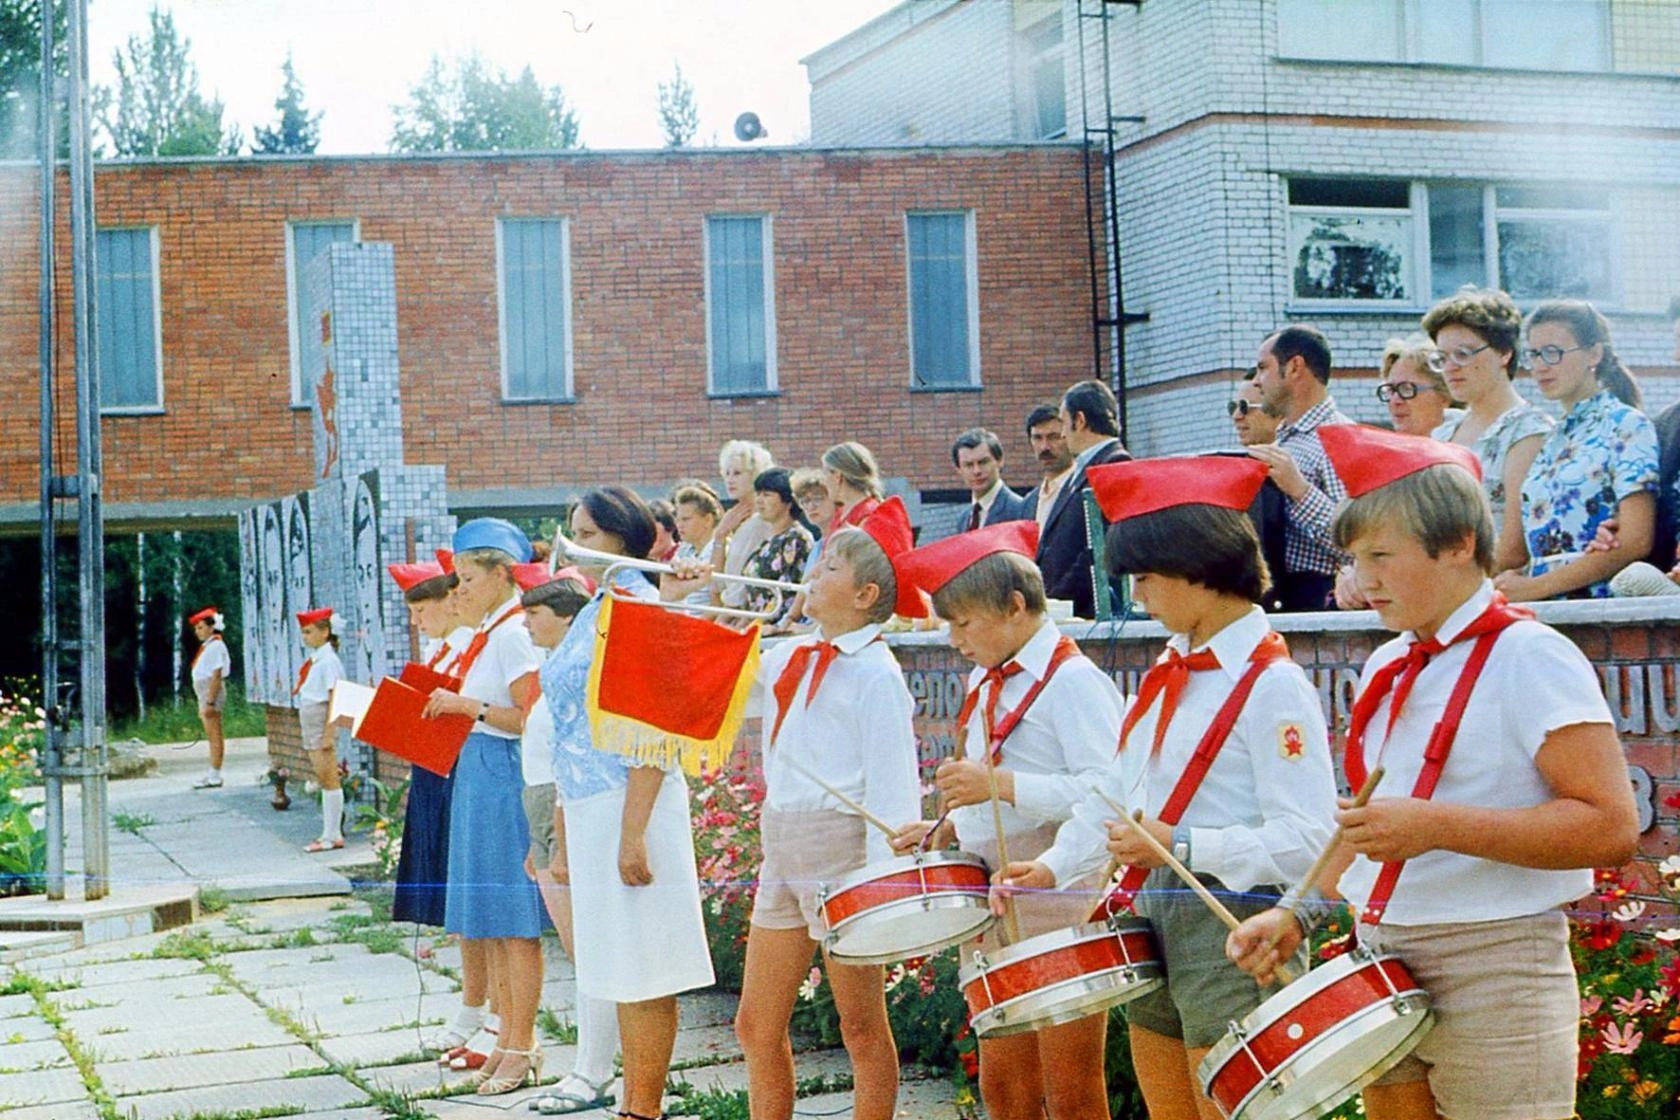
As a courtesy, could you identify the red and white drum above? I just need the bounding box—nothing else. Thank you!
[819,849,996,964]
[1198,947,1434,1120]
[960,917,1162,1038]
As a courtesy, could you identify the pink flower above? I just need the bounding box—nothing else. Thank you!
[1581,994,1604,1017]
[1601,1021,1642,1055]
[1613,990,1652,1017]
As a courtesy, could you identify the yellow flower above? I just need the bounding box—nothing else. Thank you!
[1634,1080,1662,1102]
[1603,1084,1621,1097]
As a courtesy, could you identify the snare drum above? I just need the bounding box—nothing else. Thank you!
[960,918,1163,1038]
[819,849,996,964]
[1198,946,1434,1120]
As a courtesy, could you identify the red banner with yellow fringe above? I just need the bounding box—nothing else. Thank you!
[586,595,760,774]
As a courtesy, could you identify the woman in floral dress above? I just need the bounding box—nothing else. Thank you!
[742,468,815,625]
[1496,300,1659,601]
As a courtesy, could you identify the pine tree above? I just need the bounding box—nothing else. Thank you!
[251,53,321,155]
[656,61,698,149]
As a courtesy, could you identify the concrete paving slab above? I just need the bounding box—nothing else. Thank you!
[678,991,738,1030]
[62,992,257,1035]
[79,1018,295,1063]
[291,1110,392,1120]
[0,1036,71,1072]
[0,1017,58,1043]
[357,1056,478,1097]
[285,991,456,1037]
[54,971,218,1009]
[22,954,204,988]
[670,1022,743,1066]
[0,993,36,1019]
[0,1098,102,1120]
[0,1064,88,1109]
[315,1027,433,1068]
[99,1041,325,1096]
[113,1071,366,1120]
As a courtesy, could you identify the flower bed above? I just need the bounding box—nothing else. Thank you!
[0,689,45,896]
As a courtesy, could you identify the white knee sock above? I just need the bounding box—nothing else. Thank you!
[321,788,344,842]
[573,994,618,1085]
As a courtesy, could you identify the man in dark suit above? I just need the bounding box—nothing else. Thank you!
[1036,380,1131,618]
[1651,296,1680,572]
[952,428,1030,529]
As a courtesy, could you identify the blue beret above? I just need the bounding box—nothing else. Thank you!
[451,517,533,563]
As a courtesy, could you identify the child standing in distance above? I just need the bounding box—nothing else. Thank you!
[516,565,621,1117]
[187,606,230,789]
[890,520,1122,1120]
[294,608,347,853]
[997,457,1337,1120]
[1228,426,1638,1120]
[724,498,924,1120]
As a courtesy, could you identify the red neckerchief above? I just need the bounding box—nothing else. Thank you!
[1093,632,1291,918]
[425,639,454,671]
[452,600,523,681]
[1120,646,1221,757]
[291,655,313,697]
[191,634,221,670]
[1346,594,1530,924]
[953,634,1083,765]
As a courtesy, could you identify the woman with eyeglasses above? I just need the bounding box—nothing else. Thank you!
[1493,300,1658,601]
[1422,288,1553,573]
[1375,336,1461,438]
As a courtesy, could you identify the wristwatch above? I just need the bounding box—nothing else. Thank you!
[475,701,490,723]
[1171,825,1192,867]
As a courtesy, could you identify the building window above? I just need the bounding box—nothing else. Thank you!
[496,218,573,401]
[1287,179,1414,303]
[1020,14,1066,140]
[705,215,776,395]
[906,211,980,388]
[1290,178,1616,305]
[96,227,162,411]
[287,220,358,405]
[1278,0,1609,71]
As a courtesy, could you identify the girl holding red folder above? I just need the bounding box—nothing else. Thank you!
[421,517,549,1095]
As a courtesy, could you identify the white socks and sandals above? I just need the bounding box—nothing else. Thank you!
[304,787,344,853]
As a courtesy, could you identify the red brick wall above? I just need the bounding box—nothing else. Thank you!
[0,146,1100,514]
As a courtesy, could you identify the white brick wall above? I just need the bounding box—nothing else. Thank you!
[808,0,1680,457]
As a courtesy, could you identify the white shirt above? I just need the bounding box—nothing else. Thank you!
[1038,608,1336,892]
[755,624,921,864]
[522,691,555,786]
[1035,467,1075,536]
[458,595,541,739]
[971,478,1005,524]
[430,626,476,675]
[192,636,231,685]
[1337,582,1611,925]
[295,643,344,706]
[948,620,1123,848]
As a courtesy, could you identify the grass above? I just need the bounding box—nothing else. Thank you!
[537,1006,578,1044]
[199,886,230,913]
[151,928,218,961]
[112,812,155,834]
[6,972,120,1120]
[108,681,266,744]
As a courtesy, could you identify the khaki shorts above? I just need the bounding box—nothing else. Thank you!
[969,823,1104,953]
[298,702,330,752]
[752,809,868,941]
[1362,911,1577,1120]
[194,681,225,712]
[522,783,559,868]
[1123,866,1292,1049]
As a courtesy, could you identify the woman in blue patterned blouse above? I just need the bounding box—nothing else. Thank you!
[542,487,715,1120]
[1495,300,1658,600]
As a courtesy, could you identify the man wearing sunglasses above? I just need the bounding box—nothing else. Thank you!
[1228,377,1279,447]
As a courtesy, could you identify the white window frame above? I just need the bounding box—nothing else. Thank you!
[98,224,165,415]
[1284,182,1419,309]
[494,216,576,403]
[702,213,778,396]
[286,218,361,407]
[1486,186,1618,304]
[904,209,982,389]
[1279,0,1611,73]
[1019,13,1067,141]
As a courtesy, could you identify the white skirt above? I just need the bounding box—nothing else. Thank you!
[564,771,716,1003]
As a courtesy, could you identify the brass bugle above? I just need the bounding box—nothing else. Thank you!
[549,529,808,623]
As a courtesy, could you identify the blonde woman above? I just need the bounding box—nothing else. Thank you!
[821,441,885,531]
[1377,336,1460,438]
[715,440,775,608]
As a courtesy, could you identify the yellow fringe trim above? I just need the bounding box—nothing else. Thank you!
[584,596,761,775]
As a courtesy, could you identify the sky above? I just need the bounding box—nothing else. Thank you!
[85,0,906,153]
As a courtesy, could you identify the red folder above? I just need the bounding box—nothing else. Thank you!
[352,677,474,777]
[399,661,461,695]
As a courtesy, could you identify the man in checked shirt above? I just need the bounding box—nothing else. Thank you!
[1245,325,1352,611]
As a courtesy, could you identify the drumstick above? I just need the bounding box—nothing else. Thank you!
[1096,790,1295,985]
[1261,768,1385,961]
[778,754,899,840]
[981,705,1022,944]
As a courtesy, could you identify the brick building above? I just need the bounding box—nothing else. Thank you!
[804,0,1680,454]
[0,144,1100,530]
